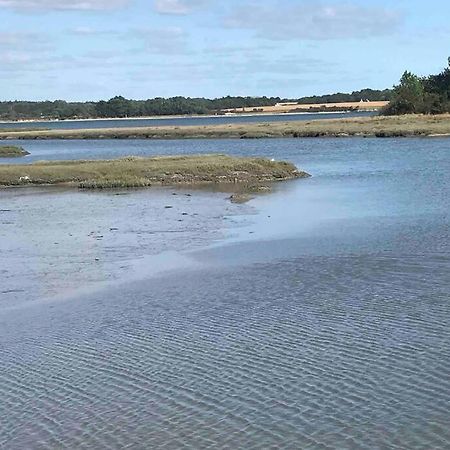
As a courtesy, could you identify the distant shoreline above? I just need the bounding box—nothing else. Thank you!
[0,109,372,125]
[1,114,449,140]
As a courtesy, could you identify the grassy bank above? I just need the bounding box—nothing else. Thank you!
[0,127,47,133]
[0,114,449,140]
[0,154,308,189]
[0,146,30,157]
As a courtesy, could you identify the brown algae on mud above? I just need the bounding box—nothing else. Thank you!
[0,154,309,189]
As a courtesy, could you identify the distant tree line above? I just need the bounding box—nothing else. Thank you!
[297,88,392,105]
[0,89,393,121]
[94,96,286,118]
[0,100,97,121]
[0,96,284,121]
[383,58,450,115]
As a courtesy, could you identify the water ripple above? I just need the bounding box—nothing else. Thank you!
[1,254,449,449]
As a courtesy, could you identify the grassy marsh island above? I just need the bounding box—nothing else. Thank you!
[1,114,449,140]
[0,154,308,189]
[0,145,30,157]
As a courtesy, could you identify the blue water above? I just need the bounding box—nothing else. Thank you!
[0,110,374,130]
[1,137,449,449]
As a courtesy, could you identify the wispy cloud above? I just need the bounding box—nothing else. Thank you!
[131,27,189,54]
[0,31,52,51]
[225,1,403,40]
[68,26,118,36]
[0,0,130,11]
[154,0,210,15]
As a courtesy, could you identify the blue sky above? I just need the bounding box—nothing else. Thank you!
[1,0,449,101]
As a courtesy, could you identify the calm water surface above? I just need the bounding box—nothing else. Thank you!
[0,138,449,449]
[0,110,374,130]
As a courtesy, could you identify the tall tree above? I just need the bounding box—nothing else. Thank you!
[383,71,424,115]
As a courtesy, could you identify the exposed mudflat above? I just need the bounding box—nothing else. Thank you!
[0,187,252,308]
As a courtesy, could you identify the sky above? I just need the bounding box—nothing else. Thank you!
[1,0,449,101]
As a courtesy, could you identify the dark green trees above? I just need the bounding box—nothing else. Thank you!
[0,96,285,120]
[383,71,425,115]
[383,58,450,115]
[297,88,392,105]
[95,96,136,118]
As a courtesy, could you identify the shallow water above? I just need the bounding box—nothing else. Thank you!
[0,187,251,309]
[0,110,373,131]
[1,137,449,449]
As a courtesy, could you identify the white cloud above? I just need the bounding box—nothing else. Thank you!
[69,26,100,35]
[68,26,118,36]
[225,1,402,40]
[0,0,130,11]
[154,0,209,15]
